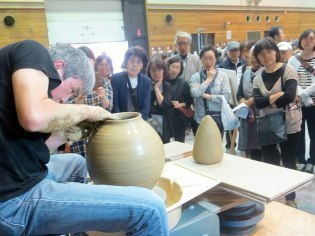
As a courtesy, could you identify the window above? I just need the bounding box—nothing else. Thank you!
[247,31,261,42]
[256,15,261,22]
[246,15,251,23]
[191,33,215,53]
[265,15,270,22]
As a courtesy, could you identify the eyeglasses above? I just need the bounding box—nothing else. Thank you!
[176,41,189,46]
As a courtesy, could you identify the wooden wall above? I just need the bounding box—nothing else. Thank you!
[0,8,48,48]
[146,9,315,53]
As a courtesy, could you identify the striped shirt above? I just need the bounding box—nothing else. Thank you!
[297,57,315,103]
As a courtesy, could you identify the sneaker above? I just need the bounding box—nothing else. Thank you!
[285,200,298,208]
[296,163,306,171]
[304,163,314,174]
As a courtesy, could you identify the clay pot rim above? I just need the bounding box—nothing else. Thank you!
[107,112,141,123]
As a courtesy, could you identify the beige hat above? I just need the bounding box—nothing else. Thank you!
[277,42,293,51]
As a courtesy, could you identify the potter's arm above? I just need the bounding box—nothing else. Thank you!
[12,69,112,133]
[45,132,67,153]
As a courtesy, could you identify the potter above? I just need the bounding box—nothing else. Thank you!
[0,40,168,235]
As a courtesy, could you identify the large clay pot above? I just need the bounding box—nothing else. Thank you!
[193,115,224,164]
[86,112,165,189]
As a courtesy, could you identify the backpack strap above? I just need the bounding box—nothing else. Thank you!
[295,55,315,75]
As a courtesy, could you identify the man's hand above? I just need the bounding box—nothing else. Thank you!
[46,125,92,153]
[63,125,92,143]
[87,106,117,122]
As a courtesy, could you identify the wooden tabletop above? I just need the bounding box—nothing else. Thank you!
[254,201,315,236]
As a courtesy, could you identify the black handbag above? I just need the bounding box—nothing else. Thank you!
[176,107,194,126]
[257,64,287,146]
[257,110,287,146]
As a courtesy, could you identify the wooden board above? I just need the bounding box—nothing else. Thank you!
[161,162,221,212]
[174,154,314,203]
[253,201,315,236]
[164,141,193,161]
[193,186,249,214]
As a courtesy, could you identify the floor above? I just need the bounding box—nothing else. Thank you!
[184,126,315,215]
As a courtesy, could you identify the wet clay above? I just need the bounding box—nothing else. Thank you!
[193,115,224,164]
[86,112,165,189]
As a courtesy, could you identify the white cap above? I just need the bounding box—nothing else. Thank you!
[277,42,293,51]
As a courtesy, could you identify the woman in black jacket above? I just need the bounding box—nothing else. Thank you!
[147,56,172,143]
[111,47,151,120]
[167,57,193,142]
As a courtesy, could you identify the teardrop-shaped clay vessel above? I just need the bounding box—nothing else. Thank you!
[193,115,224,164]
[86,112,165,189]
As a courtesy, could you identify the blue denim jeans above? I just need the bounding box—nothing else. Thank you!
[0,154,169,236]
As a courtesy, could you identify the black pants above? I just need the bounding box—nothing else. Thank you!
[225,104,236,149]
[172,125,186,143]
[296,106,315,165]
[249,149,262,162]
[261,132,300,201]
[191,119,199,136]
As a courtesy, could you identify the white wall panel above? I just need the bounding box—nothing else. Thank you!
[45,0,125,44]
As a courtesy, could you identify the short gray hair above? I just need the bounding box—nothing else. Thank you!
[174,31,192,45]
[48,44,95,95]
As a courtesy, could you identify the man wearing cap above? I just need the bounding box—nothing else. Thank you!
[277,41,293,63]
[218,41,244,72]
